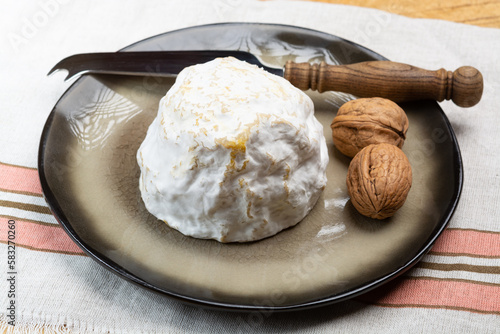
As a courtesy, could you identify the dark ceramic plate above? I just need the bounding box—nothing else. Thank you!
[38,23,462,311]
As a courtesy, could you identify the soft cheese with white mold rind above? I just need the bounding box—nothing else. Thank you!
[137,57,328,243]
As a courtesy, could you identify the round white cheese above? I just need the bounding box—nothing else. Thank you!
[137,57,328,242]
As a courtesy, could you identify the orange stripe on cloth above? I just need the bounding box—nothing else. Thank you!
[430,229,500,258]
[0,162,43,196]
[357,277,500,314]
[0,218,85,255]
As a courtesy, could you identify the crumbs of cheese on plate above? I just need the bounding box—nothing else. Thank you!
[137,57,328,242]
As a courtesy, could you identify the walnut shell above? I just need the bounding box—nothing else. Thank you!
[331,97,409,158]
[347,143,412,219]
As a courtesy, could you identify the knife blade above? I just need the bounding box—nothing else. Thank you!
[48,50,483,107]
[48,50,284,81]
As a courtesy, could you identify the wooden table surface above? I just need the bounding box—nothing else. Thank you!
[307,0,500,28]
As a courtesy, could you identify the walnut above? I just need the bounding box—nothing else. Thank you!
[347,143,412,219]
[331,97,409,158]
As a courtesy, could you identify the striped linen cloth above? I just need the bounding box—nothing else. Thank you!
[1,0,499,333]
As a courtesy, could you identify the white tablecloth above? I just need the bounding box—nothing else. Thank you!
[1,0,499,333]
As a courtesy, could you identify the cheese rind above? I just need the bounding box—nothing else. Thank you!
[137,57,328,242]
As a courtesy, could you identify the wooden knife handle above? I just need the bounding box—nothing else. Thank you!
[284,60,483,107]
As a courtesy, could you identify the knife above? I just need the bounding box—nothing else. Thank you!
[48,50,483,108]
